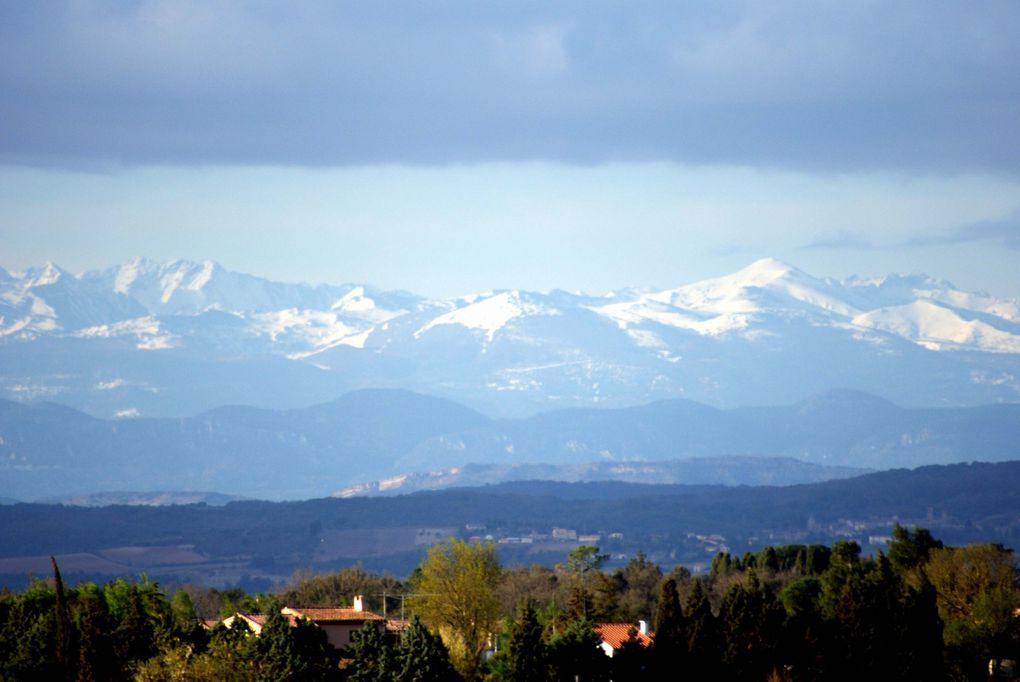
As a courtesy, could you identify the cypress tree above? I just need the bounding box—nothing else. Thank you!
[651,577,685,679]
[684,579,719,678]
[719,570,783,681]
[51,556,74,681]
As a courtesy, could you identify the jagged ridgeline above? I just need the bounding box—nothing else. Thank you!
[1,257,1018,421]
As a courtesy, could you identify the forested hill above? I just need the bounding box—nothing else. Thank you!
[1,460,1018,590]
[4,388,1020,501]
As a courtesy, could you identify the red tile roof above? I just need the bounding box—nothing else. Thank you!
[220,612,303,632]
[595,623,653,649]
[284,606,385,623]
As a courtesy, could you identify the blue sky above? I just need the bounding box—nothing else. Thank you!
[2,1,1019,297]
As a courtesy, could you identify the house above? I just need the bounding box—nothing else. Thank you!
[595,621,653,658]
[216,595,387,651]
[282,595,386,650]
[218,610,302,634]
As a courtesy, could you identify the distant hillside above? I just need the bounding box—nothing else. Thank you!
[36,491,248,507]
[1,388,1018,501]
[1,461,1018,589]
[334,456,869,497]
[0,388,488,501]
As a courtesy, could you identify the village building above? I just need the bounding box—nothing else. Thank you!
[216,595,387,651]
[594,620,653,658]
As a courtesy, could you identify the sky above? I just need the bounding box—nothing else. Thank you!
[2,1,1019,298]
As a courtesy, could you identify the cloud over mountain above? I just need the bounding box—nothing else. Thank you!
[3,2,1019,174]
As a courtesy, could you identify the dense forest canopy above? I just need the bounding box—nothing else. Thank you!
[2,527,1018,681]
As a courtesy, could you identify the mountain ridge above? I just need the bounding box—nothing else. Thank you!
[2,257,1019,418]
[1,388,1018,502]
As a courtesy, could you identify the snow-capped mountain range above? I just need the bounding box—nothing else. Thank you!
[1,257,1019,418]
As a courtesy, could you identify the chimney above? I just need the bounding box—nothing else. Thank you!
[353,595,364,612]
[638,620,648,636]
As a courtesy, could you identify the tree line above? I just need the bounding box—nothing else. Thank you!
[1,525,1018,681]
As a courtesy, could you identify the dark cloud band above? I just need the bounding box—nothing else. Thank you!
[2,1,1019,174]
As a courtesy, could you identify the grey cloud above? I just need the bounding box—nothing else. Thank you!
[2,1,1019,174]
[907,213,1020,250]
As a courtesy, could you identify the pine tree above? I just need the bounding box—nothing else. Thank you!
[549,618,607,682]
[395,616,459,682]
[611,626,650,682]
[719,570,784,681]
[505,604,548,682]
[291,617,341,681]
[256,602,300,681]
[348,620,395,682]
[684,578,719,678]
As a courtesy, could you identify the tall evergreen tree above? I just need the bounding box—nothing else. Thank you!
[396,616,460,682]
[348,620,395,682]
[684,578,719,678]
[112,585,155,671]
[290,617,341,681]
[611,626,651,682]
[719,570,784,681]
[888,524,943,576]
[505,604,548,682]
[549,618,607,682]
[75,587,115,682]
[255,601,301,681]
[651,577,686,679]
[51,556,74,681]
[899,575,944,680]
[614,552,662,622]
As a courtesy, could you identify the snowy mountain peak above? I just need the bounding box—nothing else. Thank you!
[26,261,67,287]
[637,256,856,322]
[732,257,799,286]
[415,290,559,341]
[331,286,372,312]
[185,260,220,291]
[113,257,145,294]
[2,257,1020,418]
[853,300,1020,353]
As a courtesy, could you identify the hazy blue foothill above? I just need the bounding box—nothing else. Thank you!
[2,387,1019,501]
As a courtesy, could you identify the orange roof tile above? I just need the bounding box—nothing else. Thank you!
[595,623,653,649]
[284,606,385,623]
[235,612,303,628]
